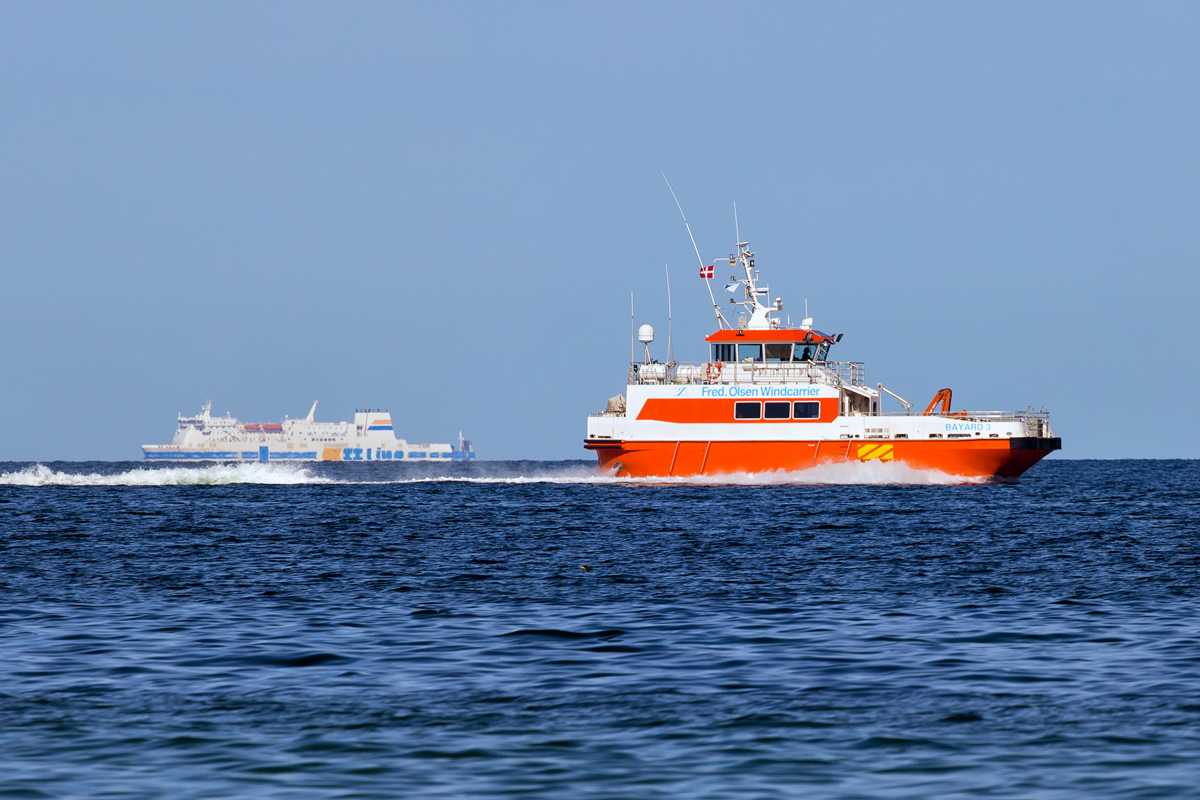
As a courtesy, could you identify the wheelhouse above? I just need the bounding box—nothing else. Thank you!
[706,329,842,364]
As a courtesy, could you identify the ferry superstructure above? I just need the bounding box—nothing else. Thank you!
[142,401,474,462]
[585,239,1060,479]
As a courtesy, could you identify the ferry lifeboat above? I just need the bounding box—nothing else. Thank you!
[584,240,1060,479]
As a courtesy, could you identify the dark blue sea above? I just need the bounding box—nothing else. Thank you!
[2,459,1199,798]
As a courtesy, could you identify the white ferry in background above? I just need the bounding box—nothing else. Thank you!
[142,401,474,462]
[585,233,1060,479]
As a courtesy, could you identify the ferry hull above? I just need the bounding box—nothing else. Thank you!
[143,403,474,462]
[586,437,1061,480]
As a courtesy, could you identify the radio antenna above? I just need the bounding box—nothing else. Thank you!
[734,201,740,245]
[662,173,729,329]
[630,291,635,365]
[665,263,674,363]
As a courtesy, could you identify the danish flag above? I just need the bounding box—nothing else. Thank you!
[699,264,714,279]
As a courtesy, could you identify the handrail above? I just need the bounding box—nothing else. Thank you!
[878,409,1049,421]
[627,360,866,388]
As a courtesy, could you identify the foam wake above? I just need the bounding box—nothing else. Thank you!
[0,463,332,487]
[386,460,990,486]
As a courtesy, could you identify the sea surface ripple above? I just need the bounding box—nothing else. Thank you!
[1,459,1198,798]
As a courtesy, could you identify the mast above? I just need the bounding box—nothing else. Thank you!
[724,240,780,330]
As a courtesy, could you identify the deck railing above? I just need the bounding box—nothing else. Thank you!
[888,407,1053,435]
[626,360,866,388]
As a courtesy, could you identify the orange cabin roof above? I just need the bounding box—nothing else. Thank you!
[704,329,835,343]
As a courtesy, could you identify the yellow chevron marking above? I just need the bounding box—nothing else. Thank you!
[858,443,894,461]
[857,443,881,459]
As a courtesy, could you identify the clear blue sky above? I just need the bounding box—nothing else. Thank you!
[1,2,1196,460]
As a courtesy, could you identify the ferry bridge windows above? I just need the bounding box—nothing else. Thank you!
[738,343,762,362]
[764,401,790,419]
[734,402,762,420]
[765,343,792,362]
[711,343,736,362]
[712,340,832,363]
[793,401,820,419]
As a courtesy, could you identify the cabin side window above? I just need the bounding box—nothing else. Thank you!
[711,344,736,362]
[793,344,817,362]
[738,343,762,362]
[764,343,792,362]
[764,401,790,419]
[815,342,831,361]
[793,401,820,419]
[734,402,761,420]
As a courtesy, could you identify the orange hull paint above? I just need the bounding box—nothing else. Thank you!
[586,438,1055,479]
[636,397,839,424]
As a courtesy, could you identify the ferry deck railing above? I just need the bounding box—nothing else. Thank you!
[626,360,866,389]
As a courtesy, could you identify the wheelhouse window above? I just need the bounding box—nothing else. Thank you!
[711,343,735,362]
[764,401,790,419]
[734,402,761,420]
[793,401,820,419]
[715,340,830,363]
[764,343,792,362]
[738,343,762,362]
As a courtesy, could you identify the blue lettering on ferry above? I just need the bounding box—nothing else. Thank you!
[759,385,820,398]
[707,385,821,399]
[144,451,240,460]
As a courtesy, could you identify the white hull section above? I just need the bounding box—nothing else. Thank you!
[588,384,1039,444]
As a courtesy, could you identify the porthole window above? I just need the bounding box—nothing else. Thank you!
[734,402,762,420]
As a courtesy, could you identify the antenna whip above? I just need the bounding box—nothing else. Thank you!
[665,263,674,363]
[662,173,728,329]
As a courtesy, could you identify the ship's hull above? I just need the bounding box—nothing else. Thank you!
[142,404,474,462]
[142,446,468,462]
[586,436,1060,479]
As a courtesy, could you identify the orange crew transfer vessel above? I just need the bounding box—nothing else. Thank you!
[585,238,1060,479]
